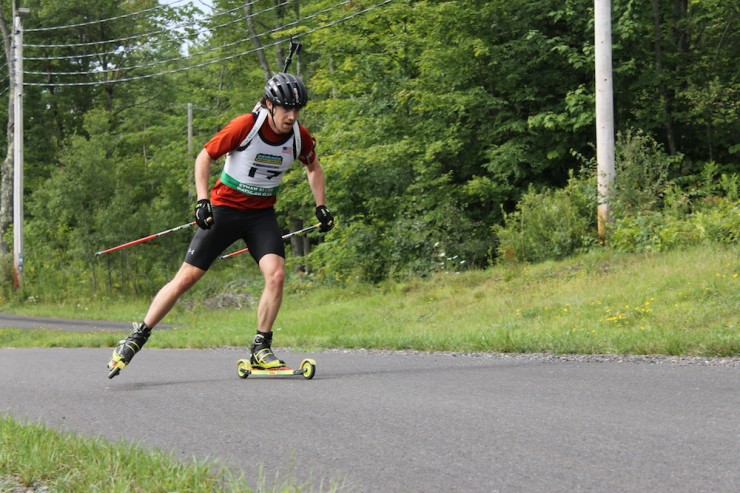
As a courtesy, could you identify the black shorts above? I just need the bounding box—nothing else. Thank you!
[184,206,285,270]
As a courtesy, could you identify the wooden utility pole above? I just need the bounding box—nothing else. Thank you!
[595,0,615,244]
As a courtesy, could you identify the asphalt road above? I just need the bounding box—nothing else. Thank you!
[0,313,172,332]
[1,346,738,492]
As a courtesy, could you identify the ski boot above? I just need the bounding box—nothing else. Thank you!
[107,322,152,379]
[250,331,286,369]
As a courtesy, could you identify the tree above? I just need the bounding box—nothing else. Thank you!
[1,0,735,294]
[0,1,14,255]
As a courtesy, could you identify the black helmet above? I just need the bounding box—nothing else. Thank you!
[264,72,308,108]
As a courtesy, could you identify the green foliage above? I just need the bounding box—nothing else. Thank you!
[610,129,681,217]
[22,104,192,300]
[306,219,389,284]
[609,180,740,253]
[494,129,738,262]
[494,171,598,263]
[608,131,739,252]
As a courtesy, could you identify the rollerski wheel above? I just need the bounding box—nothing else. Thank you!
[237,359,252,379]
[107,357,127,379]
[236,358,316,379]
[300,358,316,380]
[108,364,122,379]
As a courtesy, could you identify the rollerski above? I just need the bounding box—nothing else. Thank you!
[107,322,151,379]
[237,358,316,379]
[237,331,316,379]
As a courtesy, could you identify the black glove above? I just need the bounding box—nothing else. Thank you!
[194,199,213,229]
[315,205,335,232]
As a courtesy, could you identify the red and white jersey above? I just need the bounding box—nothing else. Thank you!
[204,109,316,210]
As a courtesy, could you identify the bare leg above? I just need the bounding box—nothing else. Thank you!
[143,263,207,328]
[256,254,285,333]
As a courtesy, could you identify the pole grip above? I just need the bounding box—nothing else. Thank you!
[282,39,302,72]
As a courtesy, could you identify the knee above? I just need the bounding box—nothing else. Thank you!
[259,254,285,290]
[264,266,285,289]
[171,267,204,293]
[262,263,285,290]
[175,275,198,292]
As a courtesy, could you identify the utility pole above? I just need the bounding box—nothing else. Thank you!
[187,103,194,203]
[187,103,193,156]
[12,3,29,289]
[595,0,615,244]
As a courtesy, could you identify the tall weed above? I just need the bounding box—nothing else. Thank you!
[609,129,681,217]
[608,131,739,251]
[494,171,598,262]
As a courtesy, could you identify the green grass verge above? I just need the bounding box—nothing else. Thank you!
[0,414,346,493]
[0,414,326,493]
[1,245,738,356]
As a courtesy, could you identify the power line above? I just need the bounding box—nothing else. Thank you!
[24,1,345,78]
[25,7,250,49]
[24,2,244,61]
[24,1,289,58]
[21,0,294,63]
[194,0,214,11]
[25,0,189,32]
[25,0,255,35]
[23,0,394,87]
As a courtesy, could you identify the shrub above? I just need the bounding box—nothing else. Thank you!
[608,134,739,252]
[609,129,682,218]
[494,171,598,263]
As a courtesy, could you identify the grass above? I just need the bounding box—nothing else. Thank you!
[0,414,232,492]
[1,244,738,356]
[1,245,737,492]
[0,415,332,493]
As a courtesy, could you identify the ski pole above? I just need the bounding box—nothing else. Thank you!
[94,221,197,256]
[282,38,302,72]
[220,223,320,260]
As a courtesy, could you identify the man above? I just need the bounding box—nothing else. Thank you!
[107,73,334,378]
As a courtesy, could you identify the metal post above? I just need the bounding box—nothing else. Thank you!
[595,0,615,244]
[12,7,28,288]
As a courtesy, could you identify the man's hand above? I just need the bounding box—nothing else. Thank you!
[315,205,335,232]
[194,199,213,229]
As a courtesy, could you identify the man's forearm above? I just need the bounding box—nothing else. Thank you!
[306,161,327,206]
[194,149,213,200]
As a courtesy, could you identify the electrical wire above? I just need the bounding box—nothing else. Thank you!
[22,1,288,61]
[26,0,255,35]
[21,1,248,58]
[194,0,214,11]
[24,3,264,49]
[24,0,289,66]
[24,2,246,61]
[24,1,346,78]
[25,0,189,32]
[22,0,394,87]
[26,4,174,33]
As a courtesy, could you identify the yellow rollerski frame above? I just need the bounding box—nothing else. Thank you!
[237,358,316,380]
